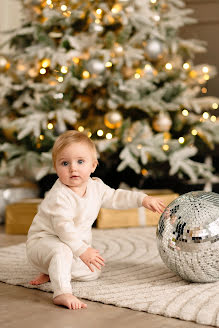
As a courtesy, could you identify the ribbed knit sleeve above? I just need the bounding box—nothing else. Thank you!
[100,180,146,209]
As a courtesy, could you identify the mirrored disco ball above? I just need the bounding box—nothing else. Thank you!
[156,191,219,282]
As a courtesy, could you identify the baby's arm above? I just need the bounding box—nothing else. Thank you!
[79,247,105,272]
[142,195,165,214]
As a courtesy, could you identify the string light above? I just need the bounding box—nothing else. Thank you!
[204,74,210,81]
[111,4,122,13]
[162,144,169,151]
[202,66,209,73]
[201,87,207,94]
[141,168,148,176]
[134,73,141,79]
[97,129,104,136]
[47,123,53,129]
[106,133,112,140]
[137,144,142,150]
[87,131,92,138]
[61,5,67,11]
[39,135,44,140]
[182,109,189,116]
[72,57,79,64]
[46,0,52,5]
[60,66,68,74]
[96,9,102,15]
[191,129,198,136]
[178,137,185,144]
[40,68,46,74]
[41,59,50,68]
[189,70,197,78]
[150,0,157,3]
[78,126,84,132]
[212,103,218,109]
[165,63,172,70]
[183,62,190,70]
[82,71,90,79]
[105,61,112,67]
[202,112,209,119]
[210,115,216,122]
[127,137,132,142]
[57,76,64,82]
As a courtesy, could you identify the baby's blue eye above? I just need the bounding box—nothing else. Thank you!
[62,161,68,166]
[78,159,84,164]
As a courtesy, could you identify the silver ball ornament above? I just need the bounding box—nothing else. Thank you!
[87,59,105,74]
[157,191,219,282]
[145,39,164,61]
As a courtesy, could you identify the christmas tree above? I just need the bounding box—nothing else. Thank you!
[0,0,219,189]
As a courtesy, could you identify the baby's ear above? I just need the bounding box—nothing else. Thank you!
[92,160,98,173]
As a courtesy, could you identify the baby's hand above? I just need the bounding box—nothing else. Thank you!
[142,195,165,214]
[79,247,105,272]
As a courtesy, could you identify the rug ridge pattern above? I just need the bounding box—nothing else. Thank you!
[0,227,218,327]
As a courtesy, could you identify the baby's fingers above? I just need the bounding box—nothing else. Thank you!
[95,257,105,267]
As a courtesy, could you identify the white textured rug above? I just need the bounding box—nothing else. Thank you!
[0,227,218,327]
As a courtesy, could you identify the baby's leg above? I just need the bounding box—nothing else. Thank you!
[26,236,87,310]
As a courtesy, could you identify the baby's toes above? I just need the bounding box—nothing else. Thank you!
[81,302,87,308]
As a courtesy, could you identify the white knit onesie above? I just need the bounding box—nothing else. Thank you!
[26,177,145,298]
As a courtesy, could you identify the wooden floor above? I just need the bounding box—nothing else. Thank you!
[0,225,213,328]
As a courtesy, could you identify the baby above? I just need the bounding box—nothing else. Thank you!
[26,130,165,310]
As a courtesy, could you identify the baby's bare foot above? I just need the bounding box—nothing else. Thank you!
[29,273,50,285]
[53,293,87,310]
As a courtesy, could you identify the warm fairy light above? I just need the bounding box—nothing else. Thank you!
[78,126,84,132]
[137,144,142,150]
[39,134,44,140]
[144,64,152,71]
[57,76,64,82]
[72,57,79,64]
[191,129,198,136]
[212,103,218,109]
[63,11,71,17]
[82,71,90,79]
[183,62,190,70]
[202,112,209,119]
[97,129,104,136]
[96,9,102,15]
[178,137,185,144]
[127,137,132,142]
[210,115,216,122]
[111,4,122,13]
[87,131,92,138]
[150,0,157,3]
[153,15,160,22]
[182,109,189,116]
[189,70,197,78]
[105,61,112,67]
[134,73,141,79]
[106,133,112,140]
[141,168,148,176]
[162,144,169,151]
[41,58,50,68]
[202,66,209,73]
[61,5,67,11]
[95,19,100,24]
[201,87,207,94]
[47,123,53,130]
[165,63,172,70]
[40,68,46,74]
[163,132,171,141]
[61,66,68,74]
[204,74,210,81]
[46,0,52,5]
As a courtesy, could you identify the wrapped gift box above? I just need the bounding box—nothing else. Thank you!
[5,198,42,234]
[97,190,179,228]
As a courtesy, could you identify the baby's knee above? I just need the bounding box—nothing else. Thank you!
[72,267,101,282]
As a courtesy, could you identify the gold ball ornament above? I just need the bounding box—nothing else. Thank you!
[0,55,10,73]
[152,112,172,132]
[104,111,123,129]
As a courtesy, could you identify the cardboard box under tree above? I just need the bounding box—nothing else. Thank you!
[97,190,179,229]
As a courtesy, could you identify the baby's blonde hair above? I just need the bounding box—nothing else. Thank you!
[52,130,97,168]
